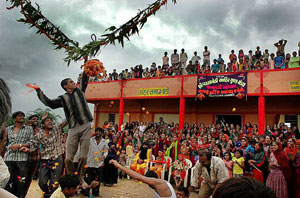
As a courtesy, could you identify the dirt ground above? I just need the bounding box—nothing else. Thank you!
[27,179,199,198]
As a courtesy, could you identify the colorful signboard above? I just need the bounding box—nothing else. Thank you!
[196,73,247,99]
[137,87,169,96]
[289,80,300,91]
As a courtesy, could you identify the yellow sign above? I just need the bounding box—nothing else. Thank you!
[289,80,300,91]
[137,87,169,96]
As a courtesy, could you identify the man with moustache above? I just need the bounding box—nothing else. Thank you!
[81,127,108,197]
[189,150,229,198]
[4,111,34,198]
[21,116,67,198]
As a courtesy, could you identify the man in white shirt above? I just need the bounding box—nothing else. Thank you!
[171,49,180,68]
[162,52,169,68]
[139,122,146,133]
[191,51,201,66]
[110,160,176,198]
[82,128,108,197]
[190,150,228,198]
[203,46,210,67]
[180,49,188,75]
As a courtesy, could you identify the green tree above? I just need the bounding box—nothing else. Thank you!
[6,108,62,127]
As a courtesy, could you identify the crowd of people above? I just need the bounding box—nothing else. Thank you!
[3,112,298,198]
[83,40,300,82]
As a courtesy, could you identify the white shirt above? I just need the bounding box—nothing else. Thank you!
[203,51,210,60]
[180,52,188,62]
[154,181,176,198]
[171,53,179,64]
[163,56,169,65]
[87,137,109,168]
[191,55,201,64]
[139,125,146,133]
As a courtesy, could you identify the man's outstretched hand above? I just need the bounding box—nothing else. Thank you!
[109,159,120,168]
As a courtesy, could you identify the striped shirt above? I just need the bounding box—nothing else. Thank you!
[31,121,67,160]
[4,125,34,161]
[36,86,93,129]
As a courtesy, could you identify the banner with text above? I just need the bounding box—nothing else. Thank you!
[138,87,169,97]
[196,73,247,99]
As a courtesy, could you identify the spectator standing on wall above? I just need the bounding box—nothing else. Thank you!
[162,52,169,69]
[255,46,262,61]
[288,51,300,68]
[269,53,275,70]
[211,59,220,73]
[274,39,287,56]
[136,65,144,78]
[229,50,237,63]
[111,69,118,81]
[217,54,223,64]
[191,51,201,67]
[274,51,285,69]
[180,49,188,75]
[171,49,180,68]
[203,46,210,67]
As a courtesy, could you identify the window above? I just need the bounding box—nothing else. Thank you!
[108,114,115,123]
[285,115,298,127]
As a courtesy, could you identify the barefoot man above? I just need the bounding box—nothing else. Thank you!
[34,77,93,186]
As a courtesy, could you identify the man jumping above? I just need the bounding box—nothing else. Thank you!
[35,77,93,185]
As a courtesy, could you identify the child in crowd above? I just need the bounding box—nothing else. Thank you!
[263,58,270,70]
[224,152,233,178]
[119,149,128,179]
[232,149,245,178]
[171,154,188,188]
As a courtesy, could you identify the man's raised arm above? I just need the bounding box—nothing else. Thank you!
[36,88,63,109]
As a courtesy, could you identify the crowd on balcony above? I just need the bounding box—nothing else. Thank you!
[84,40,300,82]
[98,118,300,198]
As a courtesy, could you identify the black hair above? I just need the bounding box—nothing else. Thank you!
[61,78,71,91]
[178,186,189,196]
[248,139,256,145]
[145,170,158,179]
[198,150,212,160]
[224,152,232,160]
[95,127,104,133]
[235,149,243,156]
[12,111,25,119]
[213,177,275,198]
[28,114,38,120]
[41,116,53,125]
[59,174,80,190]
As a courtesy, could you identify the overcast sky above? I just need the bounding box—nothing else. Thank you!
[1,0,300,118]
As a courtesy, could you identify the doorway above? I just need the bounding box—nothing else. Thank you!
[216,115,242,126]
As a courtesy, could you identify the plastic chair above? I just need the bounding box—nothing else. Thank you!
[145,155,155,174]
[161,156,172,180]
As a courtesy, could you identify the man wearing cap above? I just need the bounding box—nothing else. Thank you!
[4,111,34,198]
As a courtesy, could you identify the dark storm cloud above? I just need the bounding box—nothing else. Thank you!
[1,0,299,116]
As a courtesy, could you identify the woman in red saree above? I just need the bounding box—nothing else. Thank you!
[266,141,292,198]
